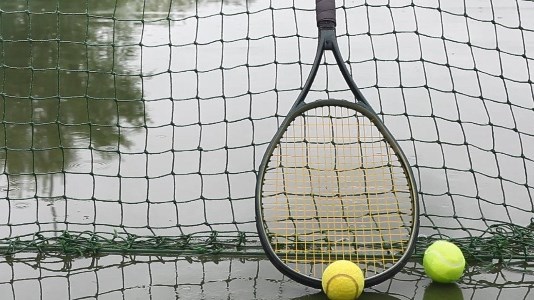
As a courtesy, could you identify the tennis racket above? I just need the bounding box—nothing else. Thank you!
[255,0,419,289]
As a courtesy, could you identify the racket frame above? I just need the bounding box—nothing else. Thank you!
[255,0,419,289]
[256,99,419,288]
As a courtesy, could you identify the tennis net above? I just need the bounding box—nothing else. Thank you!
[0,0,533,265]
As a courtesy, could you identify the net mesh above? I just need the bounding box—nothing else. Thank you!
[0,0,533,265]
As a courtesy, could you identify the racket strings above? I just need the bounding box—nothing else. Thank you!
[262,105,414,279]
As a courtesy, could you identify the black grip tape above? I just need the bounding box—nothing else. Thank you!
[316,0,336,28]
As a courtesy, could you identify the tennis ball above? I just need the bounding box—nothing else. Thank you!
[322,260,364,300]
[423,240,465,283]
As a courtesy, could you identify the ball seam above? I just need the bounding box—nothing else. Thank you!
[325,273,360,300]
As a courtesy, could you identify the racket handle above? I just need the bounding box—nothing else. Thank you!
[316,0,336,28]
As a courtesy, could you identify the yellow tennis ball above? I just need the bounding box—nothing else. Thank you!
[423,240,466,283]
[322,260,364,300]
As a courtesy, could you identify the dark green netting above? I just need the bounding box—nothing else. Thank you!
[2,223,534,264]
[0,0,533,269]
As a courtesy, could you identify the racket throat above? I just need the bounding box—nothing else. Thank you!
[319,29,336,51]
[318,29,372,107]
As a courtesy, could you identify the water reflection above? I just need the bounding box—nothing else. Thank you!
[0,0,147,198]
[0,0,255,181]
[423,282,464,300]
[0,0,257,238]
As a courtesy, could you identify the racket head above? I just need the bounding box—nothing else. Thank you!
[255,99,419,288]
